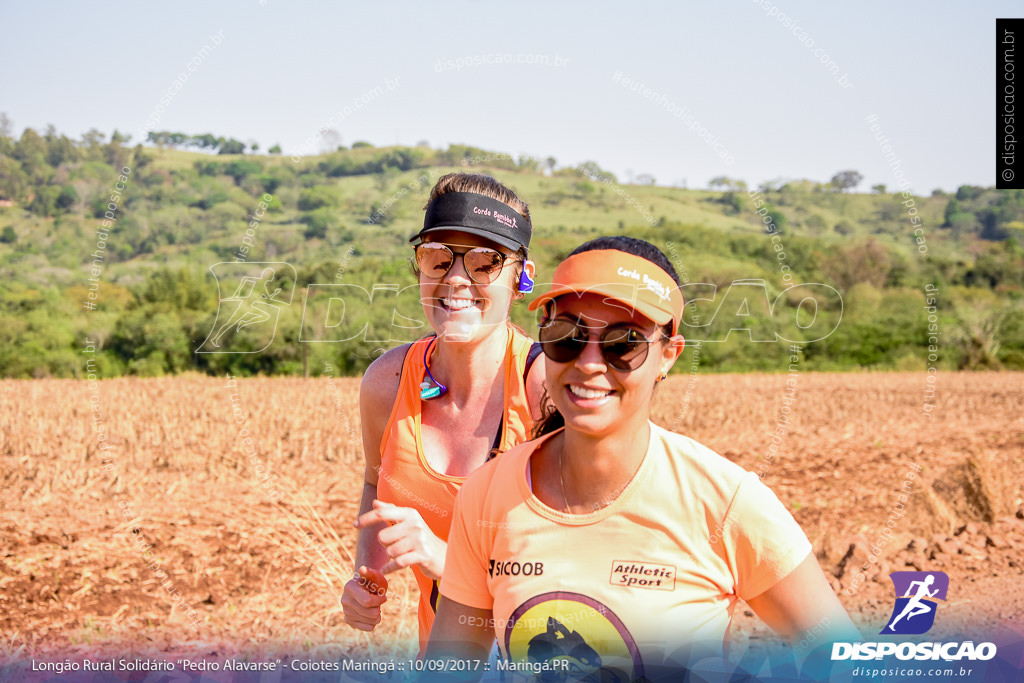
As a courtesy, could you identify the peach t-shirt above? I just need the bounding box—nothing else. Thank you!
[440,422,811,678]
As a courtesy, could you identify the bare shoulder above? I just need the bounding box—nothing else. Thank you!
[360,343,411,409]
[359,343,413,483]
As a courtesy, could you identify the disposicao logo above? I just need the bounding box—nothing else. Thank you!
[831,570,997,663]
[882,571,948,635]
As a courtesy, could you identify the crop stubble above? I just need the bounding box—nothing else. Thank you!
[0,372,1021,660]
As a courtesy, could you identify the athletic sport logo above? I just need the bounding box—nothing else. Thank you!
[881,571,949,635]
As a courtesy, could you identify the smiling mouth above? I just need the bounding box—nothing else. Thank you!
[440,297,483,312]
[567,384,613,400]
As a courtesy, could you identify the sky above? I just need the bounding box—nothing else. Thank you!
[0,1,1014,194]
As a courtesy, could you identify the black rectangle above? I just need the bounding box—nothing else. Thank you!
[997,18,1024,189]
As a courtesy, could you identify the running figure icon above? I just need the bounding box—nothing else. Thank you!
[208,266,283,348]
[885,574,938,632]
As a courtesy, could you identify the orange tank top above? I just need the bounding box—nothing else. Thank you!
[376,325,537,655]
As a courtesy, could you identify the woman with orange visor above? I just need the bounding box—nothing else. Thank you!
[428,236,858,679]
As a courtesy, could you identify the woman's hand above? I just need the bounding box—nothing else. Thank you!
[341,565,389,632]
[355,499,447,581]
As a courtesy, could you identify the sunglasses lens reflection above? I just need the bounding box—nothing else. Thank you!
[416,244,506,284]
[463,248,504,282]
[416,244,454,277]
[603,328,648,370]
[539,322,650,371]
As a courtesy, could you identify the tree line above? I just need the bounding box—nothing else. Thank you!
[0,121,1022,378]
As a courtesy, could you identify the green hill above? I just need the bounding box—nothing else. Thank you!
[0,127,1022,377]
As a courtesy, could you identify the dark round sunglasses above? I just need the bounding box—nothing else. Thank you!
[414,242,519,285]
[538,319,657,371]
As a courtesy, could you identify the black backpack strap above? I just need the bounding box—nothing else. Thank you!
[524,341,543,378]
[488,425,503,460]
[487,341,543,461]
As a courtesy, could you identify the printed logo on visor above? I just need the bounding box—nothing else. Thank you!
[616,266,671,303]
[473,205,518,230]
[642,274,671,303]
